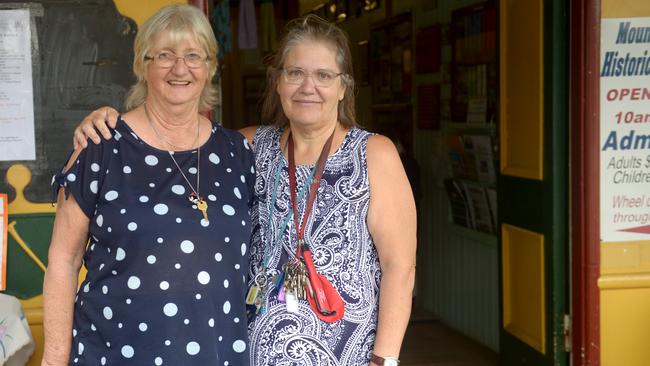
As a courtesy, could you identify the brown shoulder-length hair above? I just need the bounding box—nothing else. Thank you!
[260,14,357,127]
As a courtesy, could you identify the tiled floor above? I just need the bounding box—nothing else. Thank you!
[400,320,498,366]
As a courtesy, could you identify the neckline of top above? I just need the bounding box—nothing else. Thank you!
[274,126,356,168]
[116,115,216,155]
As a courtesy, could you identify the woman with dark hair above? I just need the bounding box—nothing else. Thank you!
[72,14,416,366]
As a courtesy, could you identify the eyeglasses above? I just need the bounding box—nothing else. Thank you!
[144,51,209,69]
[281,67,344,87]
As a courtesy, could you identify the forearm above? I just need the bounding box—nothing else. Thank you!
[42,263,81,365]
[372,264,416,361]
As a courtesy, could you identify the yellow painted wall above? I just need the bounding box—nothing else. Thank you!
[600,3,650,366]
[114,0,187,26]
[600,242,650,365]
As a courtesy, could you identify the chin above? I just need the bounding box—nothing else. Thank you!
[288,110,337,124]
[165,94,202,106]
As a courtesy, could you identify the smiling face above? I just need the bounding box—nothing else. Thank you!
[276,40,346,129]
[145,30,208,108]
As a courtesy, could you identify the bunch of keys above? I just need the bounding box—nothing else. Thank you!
[245,273,268,316]
[278,258,308,313]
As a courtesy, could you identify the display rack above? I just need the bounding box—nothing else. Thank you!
[368,12,413,150]
[445,1,498,235]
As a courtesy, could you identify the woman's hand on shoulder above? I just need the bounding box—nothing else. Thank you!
[73,107,120,149]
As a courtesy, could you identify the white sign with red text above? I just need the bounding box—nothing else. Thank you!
[601,17,650,242]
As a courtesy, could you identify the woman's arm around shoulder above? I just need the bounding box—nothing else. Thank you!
[366,134,417,363]
[73,107,120,149]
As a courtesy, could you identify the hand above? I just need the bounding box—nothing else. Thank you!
[73,107,119,149]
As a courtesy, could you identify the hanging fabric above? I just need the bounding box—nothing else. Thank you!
[212,0,231,60]
[238,0,258,49]
[259,0,277,54]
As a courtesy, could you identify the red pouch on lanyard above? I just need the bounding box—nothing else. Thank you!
[302,245,344,322]
[288,129,344,323]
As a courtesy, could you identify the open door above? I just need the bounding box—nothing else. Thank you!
[498,0,569,364]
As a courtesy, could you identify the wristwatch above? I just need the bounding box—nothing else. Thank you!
[371,353,400,366]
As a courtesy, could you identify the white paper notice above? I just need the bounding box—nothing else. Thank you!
[0,9,35,161]
[600,18,650,242]
[0,194,6,291]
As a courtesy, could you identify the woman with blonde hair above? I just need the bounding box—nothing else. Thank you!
[43,5,253,365]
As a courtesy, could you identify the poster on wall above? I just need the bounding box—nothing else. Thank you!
[600,17,650,242]
[0,9,35,161]
[0,194,7,291]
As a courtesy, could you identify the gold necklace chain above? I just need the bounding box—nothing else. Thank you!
[144,103,202,203]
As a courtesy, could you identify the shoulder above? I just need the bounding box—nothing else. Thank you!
[75,119,123,162]
[213,125,255,172]
[238,125,259,146]
[215,124,252,151]
[366,134,400,163]
[365,133,405,185]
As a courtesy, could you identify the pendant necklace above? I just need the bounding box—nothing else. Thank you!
[144,103,209,222]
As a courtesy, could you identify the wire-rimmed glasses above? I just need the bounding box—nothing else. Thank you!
[144,51,209,69]
[281,67,344,87]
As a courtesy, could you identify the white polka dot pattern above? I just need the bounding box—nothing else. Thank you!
[57,119,253,364]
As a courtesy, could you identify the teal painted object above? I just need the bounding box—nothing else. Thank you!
[4,213,53,299]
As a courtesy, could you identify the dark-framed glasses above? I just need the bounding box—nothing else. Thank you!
[144,51,209,69]
[281,67,344,87]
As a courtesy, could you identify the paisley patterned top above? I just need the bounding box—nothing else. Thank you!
[248,126,380,366]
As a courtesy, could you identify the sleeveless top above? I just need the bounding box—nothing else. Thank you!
[53,118,255,365]
[248,126,380,365]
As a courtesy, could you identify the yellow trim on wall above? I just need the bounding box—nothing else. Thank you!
[6,165,56,215]
[601,241,650,275]
[502,223,546,354]
[114,0,187,26]
[499,0,544,180]
[600,284,650,365]
[602,1,650,18]
[600,240,650,365]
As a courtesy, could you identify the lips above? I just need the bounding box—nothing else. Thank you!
[167,80,191,86]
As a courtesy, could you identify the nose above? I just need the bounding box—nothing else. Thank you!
[298,72,317,92]
[170,57,190,73]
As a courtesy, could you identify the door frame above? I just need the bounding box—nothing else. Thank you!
[569,0,601,364]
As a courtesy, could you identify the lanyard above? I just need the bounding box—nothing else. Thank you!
[288,128,335,258]
[261,159,315,269]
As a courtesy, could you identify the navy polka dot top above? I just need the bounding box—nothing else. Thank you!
[53,117,255,365]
